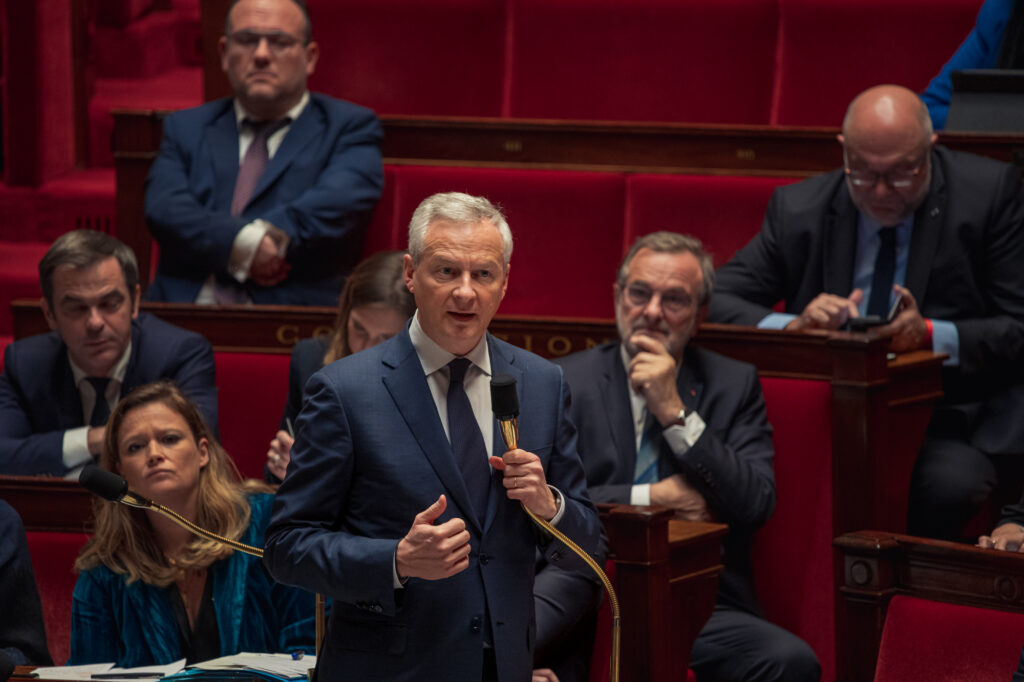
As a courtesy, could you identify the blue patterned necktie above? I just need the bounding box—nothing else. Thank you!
[447,359,491,523]
[86,377,112,427]
[633,412,661,484]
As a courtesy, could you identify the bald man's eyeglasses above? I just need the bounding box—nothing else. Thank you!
[844,155,926,190]
[227,30,306,54]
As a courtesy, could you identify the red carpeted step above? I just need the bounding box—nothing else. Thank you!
[88,67,202,167]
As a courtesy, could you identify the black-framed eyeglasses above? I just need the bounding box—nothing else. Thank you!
[624,283,692,314]
[227,30,306,54]
[844,154,927,190]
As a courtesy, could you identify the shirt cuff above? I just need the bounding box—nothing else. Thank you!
[758,313,796,330]
[228,220,272,282]
[630,484,652,506]
[662,411,707,453]
[547,485,566,526]
[393,550,409,589]
[930,319,959,366]
[62,426,94,471]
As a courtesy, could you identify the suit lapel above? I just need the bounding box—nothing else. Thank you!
[605,345,638,469]
[905,153,945,305]
[485,336,522,534]
[53,352,83,430]
[207,108,242,212]
[381,331,483,535]
[823,185,859,296]
[249,102,321,207]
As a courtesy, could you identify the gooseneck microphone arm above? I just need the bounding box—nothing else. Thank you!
[79,466,264,557]
[490,375,621,682]
[79,466,326,663]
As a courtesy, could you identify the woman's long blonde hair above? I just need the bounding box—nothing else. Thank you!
[75,381,267,587]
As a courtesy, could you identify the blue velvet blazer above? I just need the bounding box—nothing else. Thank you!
[69,495,315,667]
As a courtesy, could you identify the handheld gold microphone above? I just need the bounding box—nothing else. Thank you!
[490,375,620,682]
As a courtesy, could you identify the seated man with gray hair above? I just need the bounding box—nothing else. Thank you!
[557,231,820,681]
[0,230,217,477]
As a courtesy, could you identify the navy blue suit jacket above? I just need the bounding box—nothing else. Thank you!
[264,329,601,682]
[0,500,51,669]
[0,313,218,476]
[556,343,775,615]
[709,146,1024,454]
[144,93,384,305]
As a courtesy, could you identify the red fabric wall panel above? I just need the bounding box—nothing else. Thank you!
[624,174,799,268]
[772,0,985,126]
[755,377,835,677]
[362,166,401,256]
[389,165,626,318]
[506,0,779,123]
[214,352,290,480]
[0,242,49,336]
[305,0,506,117]
[875,595,1024,681]
[26,531,91,665]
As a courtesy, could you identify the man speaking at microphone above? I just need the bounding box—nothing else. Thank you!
[264,192,601,681]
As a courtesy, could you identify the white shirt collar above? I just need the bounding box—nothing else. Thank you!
[233,90,310,128]
[408,311,491,379]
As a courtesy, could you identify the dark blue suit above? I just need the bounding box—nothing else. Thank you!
[264,329,601,682]
[557,343,820,681]
[0,500,51,671]
[709,147,1024,540]
[144,93,384,305]
[0,313,218,476]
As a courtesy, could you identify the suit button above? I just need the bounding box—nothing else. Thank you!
[479,553,490,565]
[471,615,482,633]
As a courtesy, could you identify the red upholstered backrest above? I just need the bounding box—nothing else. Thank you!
[755,377,835,677]
[506,0,778,123]
[0,242,48,335]
[214,352,291,480]
[772,0,985,126]
[26,531,91,666]
[624,175,798,267]
[305,0,505,117]
[875,595,1024,681]
[386,165,626,318]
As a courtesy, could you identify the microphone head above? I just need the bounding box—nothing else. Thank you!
[79,465,128,502]
[490,374,519,419]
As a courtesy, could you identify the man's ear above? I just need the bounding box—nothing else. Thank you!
[130,284,141,319]
[304,41,320,76]
[41,297,57,331]
[500,263,510,300]
[403,253,416,294]
[218,35,229,72]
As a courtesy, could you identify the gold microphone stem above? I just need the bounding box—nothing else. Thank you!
[498,418,620,682]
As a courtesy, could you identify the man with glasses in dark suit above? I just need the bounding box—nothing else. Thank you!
[710,84,1024,542]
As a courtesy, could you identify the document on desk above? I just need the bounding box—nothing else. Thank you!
[190,653,315,679]
[92,659,186,680]
[31,663,113,680]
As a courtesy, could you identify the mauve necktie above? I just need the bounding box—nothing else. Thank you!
[867,226,897,317]
[86,377,111,427]
[447,358,491,523]
[230,118,289,216]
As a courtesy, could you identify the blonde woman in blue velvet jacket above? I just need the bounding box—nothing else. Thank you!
[69,381,315,667]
